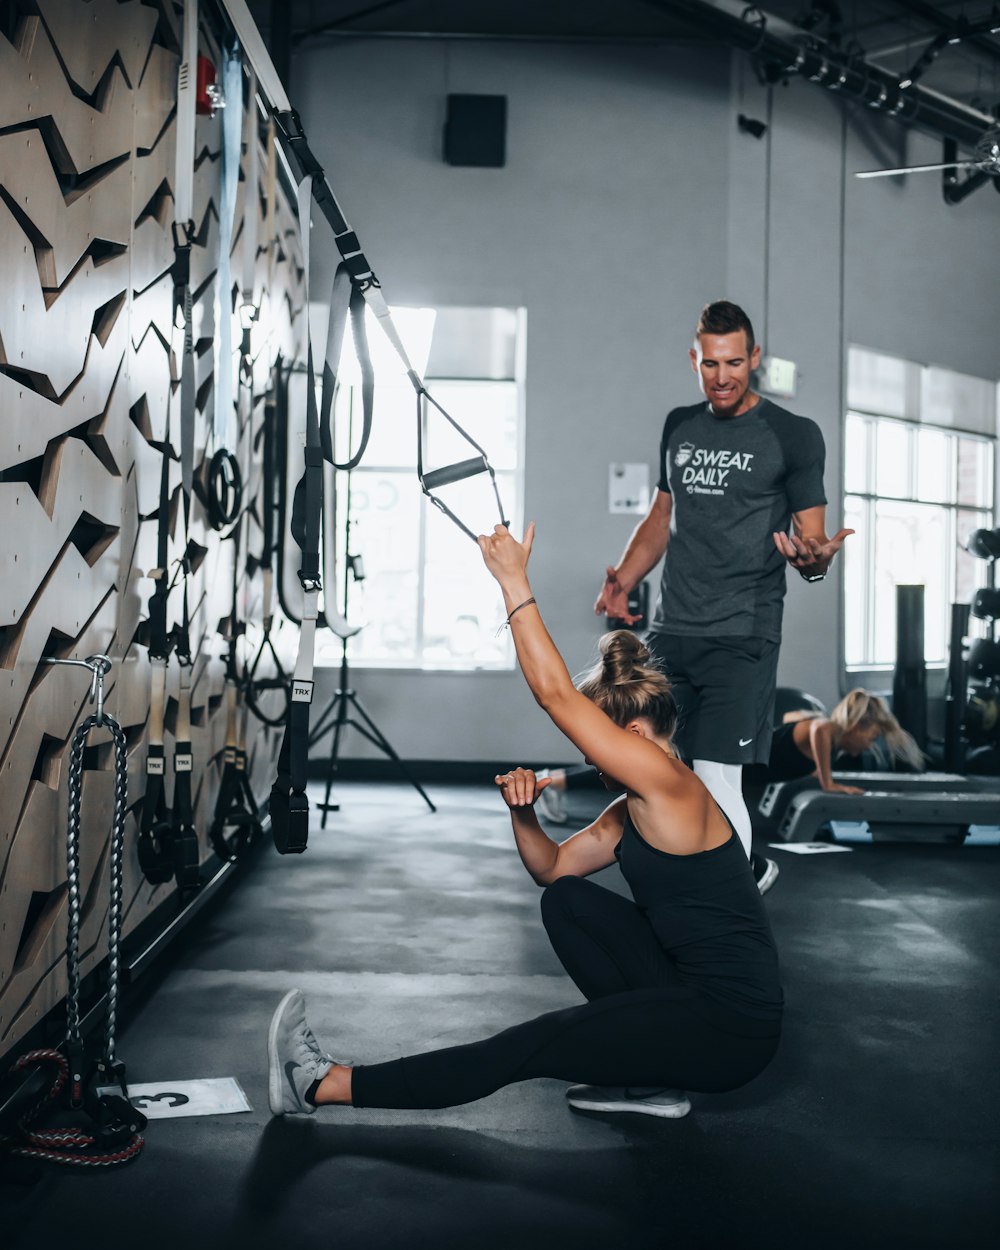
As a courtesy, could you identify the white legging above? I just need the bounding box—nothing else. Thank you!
[693,760,751,859]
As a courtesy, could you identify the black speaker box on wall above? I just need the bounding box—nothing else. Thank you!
[444,94,507,167]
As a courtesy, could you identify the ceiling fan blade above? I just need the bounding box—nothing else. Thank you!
[855,161,977,179]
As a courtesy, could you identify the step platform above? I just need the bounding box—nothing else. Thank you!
[774,782,1000,844]
[756,771,996,837]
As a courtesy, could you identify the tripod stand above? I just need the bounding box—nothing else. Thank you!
[311,638,436,826]
[310,400,436,826]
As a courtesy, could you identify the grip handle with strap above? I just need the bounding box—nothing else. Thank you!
[420,456,489,491]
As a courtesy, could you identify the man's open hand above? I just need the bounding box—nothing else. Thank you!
[594,567,642,624]
[773,527,854,577]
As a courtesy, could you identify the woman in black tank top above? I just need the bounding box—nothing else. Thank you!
[745,692,926,796]
[267,525,782,1122]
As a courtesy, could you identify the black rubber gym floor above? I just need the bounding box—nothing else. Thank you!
[5,782,999,1250]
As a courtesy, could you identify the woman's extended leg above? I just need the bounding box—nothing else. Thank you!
[340,987,778,1110]
[268,985,778,1116]
[539,875,681,1001]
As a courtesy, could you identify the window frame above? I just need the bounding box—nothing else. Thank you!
[843,406,996,672]
[315,310,527,674]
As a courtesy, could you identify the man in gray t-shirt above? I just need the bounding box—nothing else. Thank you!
[595,301,852,879]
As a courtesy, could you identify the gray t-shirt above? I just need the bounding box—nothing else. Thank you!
[651,397,827,641]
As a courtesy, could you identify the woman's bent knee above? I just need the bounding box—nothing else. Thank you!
[540,873,590,922]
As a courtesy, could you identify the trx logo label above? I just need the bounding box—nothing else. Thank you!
[175,753,193,772]
[675,446,755,496]
[147,757,165,775]
[292,681,314,703]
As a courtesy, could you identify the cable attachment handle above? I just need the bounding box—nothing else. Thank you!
[416,390,509,542]
[43,654,113,725]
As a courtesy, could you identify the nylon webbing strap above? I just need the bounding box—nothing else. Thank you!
[240,71,259,367]
[138,441,175,885]
[265,118,277,289]
[214,46,243,445]
[215,0,507,539]
[319,264,375,473]
[261,369,276,627]
[174,0,197,230]
[270,175,320,854]
[211,360,263,861]
[171,595,199,888]
[273,110,507,538]
[173,0,198,501]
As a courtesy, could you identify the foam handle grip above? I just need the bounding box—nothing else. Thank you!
[422,456,488,490]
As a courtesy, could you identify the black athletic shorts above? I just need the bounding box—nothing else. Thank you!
[645,632,780,767]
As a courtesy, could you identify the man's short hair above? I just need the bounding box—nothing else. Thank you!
[696,301,756,354]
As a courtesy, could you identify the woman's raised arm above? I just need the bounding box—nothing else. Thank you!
[478,525,677,800]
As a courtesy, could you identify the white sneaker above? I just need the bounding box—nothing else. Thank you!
[267,988,341,1116]
[535,773,568,825]
[566,1084,691,1118]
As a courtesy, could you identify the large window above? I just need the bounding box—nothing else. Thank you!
[843,348,996,669]
[316,306,525,671]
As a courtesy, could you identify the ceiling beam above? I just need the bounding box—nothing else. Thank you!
[639,0,996,147]
[886,0,1000,67]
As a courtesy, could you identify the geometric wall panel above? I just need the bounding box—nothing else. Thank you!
[0,0,305,1058]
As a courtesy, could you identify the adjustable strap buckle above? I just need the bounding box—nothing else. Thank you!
[171,220,194,307]
[270,784,309,855]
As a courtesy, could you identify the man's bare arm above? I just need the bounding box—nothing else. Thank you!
[594,490,672,623]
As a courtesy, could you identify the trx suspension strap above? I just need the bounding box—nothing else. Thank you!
[209,72,264,862]
[241,96,290,726]
[213,43,243,447]
[170,586,199,887]
[138,442,176,886]
[215,0,509,539]
[245,362,291,727]
[269,174,323,854]
[275,112,509,538]
[137,0,200,891]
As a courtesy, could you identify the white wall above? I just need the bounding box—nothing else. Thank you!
[295,38,1000,763]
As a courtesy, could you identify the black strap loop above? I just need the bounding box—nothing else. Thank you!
[206,449,243,530]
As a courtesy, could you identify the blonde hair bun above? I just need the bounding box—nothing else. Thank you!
[577,631,677,738]
[599,631,653,685]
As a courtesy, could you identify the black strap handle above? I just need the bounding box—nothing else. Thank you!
[420,456,489,491]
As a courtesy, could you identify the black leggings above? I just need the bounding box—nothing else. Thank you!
[352,876,780,1110]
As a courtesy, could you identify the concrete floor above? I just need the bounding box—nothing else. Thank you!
[5,781,999,1249]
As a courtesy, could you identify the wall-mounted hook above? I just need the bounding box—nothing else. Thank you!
[43,654,113,725]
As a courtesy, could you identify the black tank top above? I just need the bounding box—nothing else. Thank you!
[768,721,817,781]
[615,808,783,1024]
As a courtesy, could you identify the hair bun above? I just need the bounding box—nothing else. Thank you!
[599,630,651,685]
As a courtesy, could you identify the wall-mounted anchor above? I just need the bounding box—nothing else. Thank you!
[43,654,113,725]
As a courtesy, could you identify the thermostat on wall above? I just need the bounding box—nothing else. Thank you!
[609,463,650,515]
[759,355,797,399]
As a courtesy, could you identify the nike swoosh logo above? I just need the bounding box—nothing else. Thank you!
[285,1060,301,1102]
[739,737,753,746]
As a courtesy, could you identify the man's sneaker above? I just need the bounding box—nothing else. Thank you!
[267,988,340,1116]
[535,772,568,825]
[566,1084,691,1118]
[751,852,780,896]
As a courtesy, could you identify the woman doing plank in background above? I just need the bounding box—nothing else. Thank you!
[747,689,926,795]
